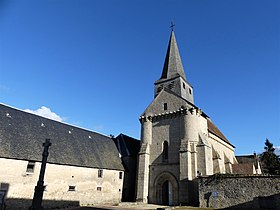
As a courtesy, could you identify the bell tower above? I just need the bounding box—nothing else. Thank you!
[137,29,203,205]
[154,31,194,104]
[137,26,236,206]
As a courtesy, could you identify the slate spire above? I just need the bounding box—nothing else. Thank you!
[160,31,186,80]
[154,30,193,103]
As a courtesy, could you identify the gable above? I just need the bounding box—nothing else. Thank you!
[0,104,123,171]
[141,89,193,116]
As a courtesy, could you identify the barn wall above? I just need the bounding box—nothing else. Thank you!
[0,157,123,209]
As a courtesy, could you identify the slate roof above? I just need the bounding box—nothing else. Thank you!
[0,104,124,170]
[114,134,140,157]
[154,31,234,149]
[159,31,187,81]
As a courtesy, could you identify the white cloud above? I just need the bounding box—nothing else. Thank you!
[24,106,63,122]
[275,146,280,155]
[92,125,104,132]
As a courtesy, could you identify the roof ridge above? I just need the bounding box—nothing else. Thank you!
[0,103,111,139]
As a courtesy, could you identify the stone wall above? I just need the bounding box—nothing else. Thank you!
[197,174,280,209]
[208,133,236,174]
[0,157,123,209]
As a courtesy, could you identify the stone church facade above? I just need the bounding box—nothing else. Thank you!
[136,31,237,205]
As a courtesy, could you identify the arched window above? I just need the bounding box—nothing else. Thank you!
[162,141,168,162]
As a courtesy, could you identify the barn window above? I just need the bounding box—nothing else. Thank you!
[119,172,123,179]
[26,161,35,173]
[68,186,76,191]
[162,141,168,162]
[98,169,103,178]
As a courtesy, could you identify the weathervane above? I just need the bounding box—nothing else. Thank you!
[170,21,175,31]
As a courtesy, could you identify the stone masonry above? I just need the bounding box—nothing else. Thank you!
[136,31,236,206]
[197,175,280,209]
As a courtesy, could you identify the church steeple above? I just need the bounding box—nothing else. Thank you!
[160,31,186,80]
[154,30,194,104]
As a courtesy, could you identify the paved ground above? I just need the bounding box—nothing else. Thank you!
[61,203,212,210]
[61,203,170,210]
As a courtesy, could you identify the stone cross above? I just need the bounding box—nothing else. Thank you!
[29,139,52,210]
[170,21,175,31]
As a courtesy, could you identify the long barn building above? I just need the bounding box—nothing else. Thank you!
[0,103,130,208]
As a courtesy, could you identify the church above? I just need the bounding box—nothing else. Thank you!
[136,30,238,205]
[0,30,265,209]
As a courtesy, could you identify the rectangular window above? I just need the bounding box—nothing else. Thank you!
[68,186,76,191]
[164,103,167,111]
[98,169,103,178]
[26,161,35,173]
[97,187,102,191]
[119,172,123,179]
[162,141,169,162]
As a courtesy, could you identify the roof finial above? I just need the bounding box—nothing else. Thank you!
[170,21,175,31]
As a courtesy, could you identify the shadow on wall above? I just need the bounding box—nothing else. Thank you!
[0,183,9,210]
[1,182,79,210]
[221,193,280,210]
[5,198,79,210]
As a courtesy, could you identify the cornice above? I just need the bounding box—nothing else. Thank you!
[139,107,203,122]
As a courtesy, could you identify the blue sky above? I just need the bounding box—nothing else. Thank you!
[0,0,279,155]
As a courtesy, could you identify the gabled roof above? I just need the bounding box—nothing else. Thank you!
[159,31,186,81]
[207,118,234,147]
[232,163,255,174]
[236,155,255,164]
[114,134,140,157]
[236,154,259,169]
[0,104,123,171]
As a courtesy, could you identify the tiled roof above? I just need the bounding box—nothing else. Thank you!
[0,104,123,170]
[232,163,254,174]
[207,119,234,147]
[236,154,259,169]
[236,155,255,164]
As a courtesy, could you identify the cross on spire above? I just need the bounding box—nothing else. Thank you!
[170,21,175,31]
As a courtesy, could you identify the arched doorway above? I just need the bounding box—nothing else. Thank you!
[154,172,178,205]
[162,180,172,205]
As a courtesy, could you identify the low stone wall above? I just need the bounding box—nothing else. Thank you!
[197,174,280,209]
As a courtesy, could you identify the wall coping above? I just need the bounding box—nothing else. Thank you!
[197,173,280,180]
